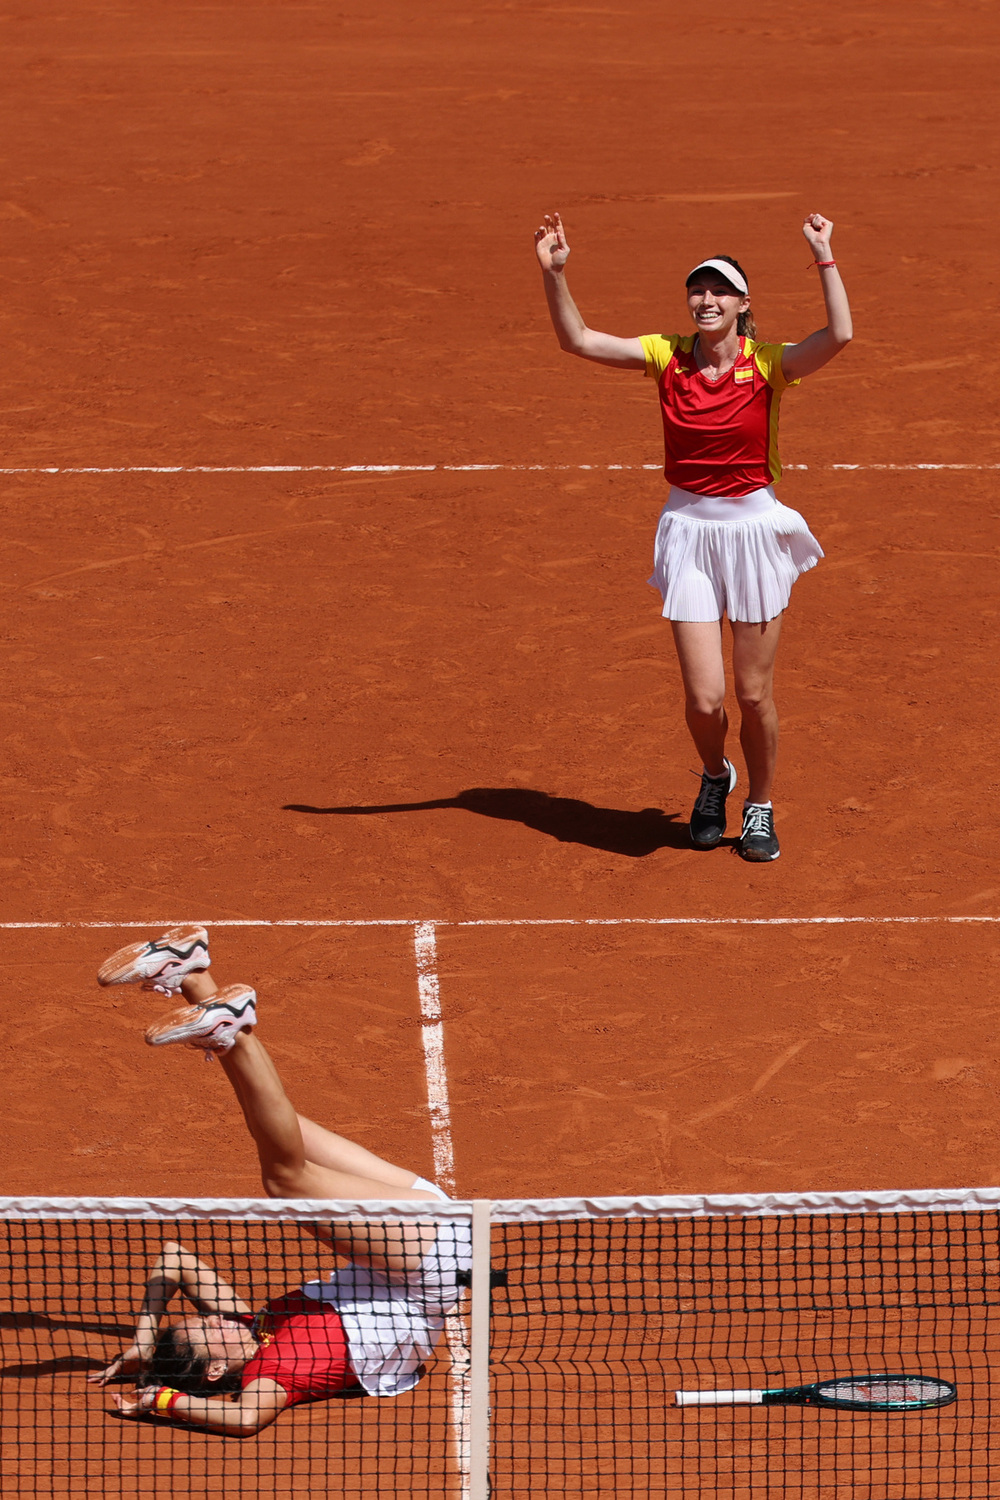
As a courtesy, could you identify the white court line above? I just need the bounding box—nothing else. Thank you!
[1,915,996,929]
[411,922,471,1499]
[451,915,1000,926]
[1,462,998,476]
[413,921,456,1194]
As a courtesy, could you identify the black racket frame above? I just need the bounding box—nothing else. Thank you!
[761,1373,957,1411]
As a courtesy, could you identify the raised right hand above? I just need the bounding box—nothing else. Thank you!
[534,212,570,272]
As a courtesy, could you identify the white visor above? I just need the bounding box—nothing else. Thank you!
[686,258,749,295]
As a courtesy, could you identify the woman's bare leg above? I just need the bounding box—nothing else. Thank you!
[181,970,219,1004]
[182,970,427,1191]
[730,614,783,804]
[296,1115,423,1189]
[178,970,439,1271]
[670,619,729,775]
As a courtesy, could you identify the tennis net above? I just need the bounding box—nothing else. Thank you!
[2,1187,998,1500]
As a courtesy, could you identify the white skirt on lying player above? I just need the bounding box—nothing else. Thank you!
[649,484,823,624]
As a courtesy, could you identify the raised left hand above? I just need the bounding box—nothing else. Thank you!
[802,212,834,258]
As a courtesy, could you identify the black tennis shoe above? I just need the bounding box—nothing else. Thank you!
[689,760,737,849]
[737,803,780,862]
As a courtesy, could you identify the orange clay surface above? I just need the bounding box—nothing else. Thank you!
[1,0,999,1209]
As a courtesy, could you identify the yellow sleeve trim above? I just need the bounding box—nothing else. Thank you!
[750,339,800,389]
[639,333,681,380]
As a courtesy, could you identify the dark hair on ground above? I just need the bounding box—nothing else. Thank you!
[142,1323,243,1395]
[687,254,757,340]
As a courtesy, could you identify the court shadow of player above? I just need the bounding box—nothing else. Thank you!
[0,1312,136,1379]
[283,788,690,857]
[3,1353,109,1378]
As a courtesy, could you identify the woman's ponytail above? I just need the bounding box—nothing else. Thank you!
[737,308,757,339]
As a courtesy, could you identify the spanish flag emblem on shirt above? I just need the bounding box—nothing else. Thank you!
[733,366,755,383]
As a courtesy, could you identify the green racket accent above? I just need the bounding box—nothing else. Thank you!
[761,1375,957,1411]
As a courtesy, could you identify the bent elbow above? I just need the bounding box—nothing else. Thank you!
[234,1395,284,1436]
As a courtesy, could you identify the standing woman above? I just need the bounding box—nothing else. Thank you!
[533,212,852,861]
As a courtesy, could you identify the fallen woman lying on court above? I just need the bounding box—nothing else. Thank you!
[86,925,470,1435]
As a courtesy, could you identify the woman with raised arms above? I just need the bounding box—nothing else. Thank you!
[534,212,852,861]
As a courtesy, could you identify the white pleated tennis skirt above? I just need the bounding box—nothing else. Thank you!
[649,484,823,624]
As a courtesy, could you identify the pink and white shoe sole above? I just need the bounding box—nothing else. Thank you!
[98,925,211,993]
[145,985,257,1054]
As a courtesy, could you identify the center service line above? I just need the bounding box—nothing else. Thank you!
[410,921,472,1498]
[413,920,457,1195]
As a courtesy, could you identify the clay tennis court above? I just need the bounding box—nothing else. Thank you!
[1,2,998,1498]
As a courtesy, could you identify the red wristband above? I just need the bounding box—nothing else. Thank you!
[812,259,836,268]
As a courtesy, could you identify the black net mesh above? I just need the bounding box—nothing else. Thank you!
[0,1212,471,1500]
[2,1203,997,1500]
[489,1210,999,1500]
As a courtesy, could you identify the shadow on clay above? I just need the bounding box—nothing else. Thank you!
[0,1311,135,1379]
[283,787,698,857]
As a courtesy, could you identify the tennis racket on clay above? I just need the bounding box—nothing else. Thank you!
[675,1374,956,1411]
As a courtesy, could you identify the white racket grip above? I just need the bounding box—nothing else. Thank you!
[675,1389,764,1406]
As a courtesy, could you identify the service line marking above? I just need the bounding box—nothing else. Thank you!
[1,916,996,929]
[2,463,999,476]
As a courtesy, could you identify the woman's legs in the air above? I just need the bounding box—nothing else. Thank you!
[182,967,440,1270]
[98,929,442,1272]
[178,971,431,1202]
[220,1028,439,1270]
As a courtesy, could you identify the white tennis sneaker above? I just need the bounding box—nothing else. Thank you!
[97,926,210,994]
[145,985,257,1054]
